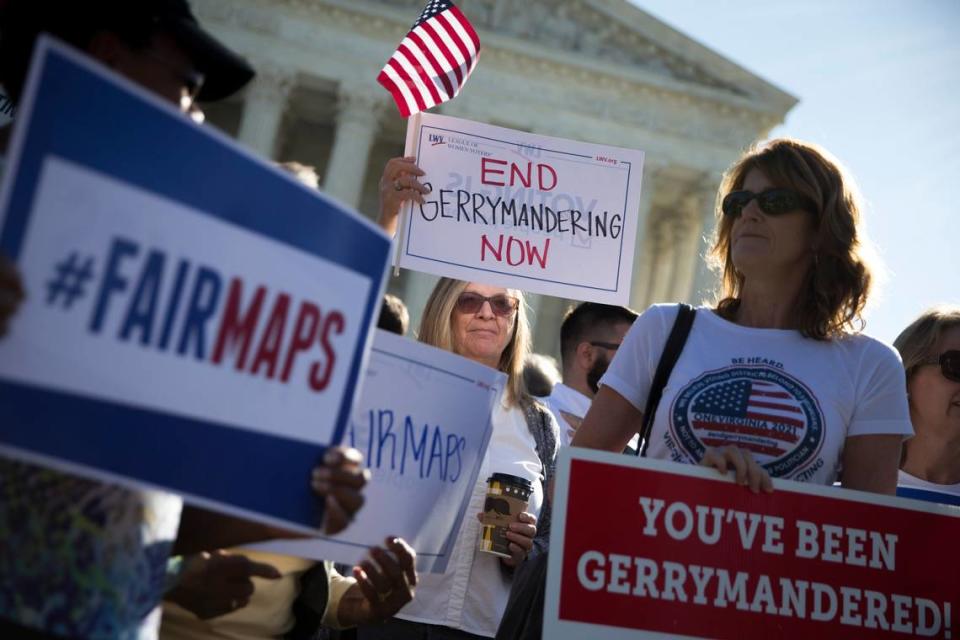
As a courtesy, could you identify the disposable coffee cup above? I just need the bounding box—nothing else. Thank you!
[479,473,533,558]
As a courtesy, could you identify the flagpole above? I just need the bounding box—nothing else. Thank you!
[393,111,422,276]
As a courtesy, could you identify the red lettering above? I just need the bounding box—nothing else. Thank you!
[311,311,345,391]
[506,236,525,266]
[509,162,531,188]
[250,293,290,379]
[480,233,550,269]
[212,279,265,370]
[480,233,503,262]
[480,157,507,186]
[526,237,550,269]
[538,163,558,191]
[280,301,321,382]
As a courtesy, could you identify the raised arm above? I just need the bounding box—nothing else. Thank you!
[570,385,643,452]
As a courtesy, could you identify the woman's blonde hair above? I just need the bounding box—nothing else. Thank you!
[418,278,531,407]
[708,138,873,340]
[893,305,960,381]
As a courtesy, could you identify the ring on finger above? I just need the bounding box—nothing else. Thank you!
[231,598,239,609]
[377,589,394,602]
[393,179,404,191]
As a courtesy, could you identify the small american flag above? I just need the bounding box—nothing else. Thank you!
[691,379,806,458]
[377,0,481,117]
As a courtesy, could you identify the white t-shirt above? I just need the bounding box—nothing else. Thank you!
[394,392,545,637]
[601,304,913,485]
[542,383,591,447]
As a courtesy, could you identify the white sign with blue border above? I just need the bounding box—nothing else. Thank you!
[0,38,392,532]
[396,112,645,304]
[250,329,503,572]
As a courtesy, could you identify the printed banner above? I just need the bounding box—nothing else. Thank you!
[397,113,644,304]
[545,449,960,640]
[250,330,504,572]
[0,38,392,531]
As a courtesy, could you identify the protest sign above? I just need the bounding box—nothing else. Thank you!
[250,329,504,572]
[396,112,644,304]
[0,38,391,531]
[545,448,960,639]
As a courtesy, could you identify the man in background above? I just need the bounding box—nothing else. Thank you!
[543,302,637,446]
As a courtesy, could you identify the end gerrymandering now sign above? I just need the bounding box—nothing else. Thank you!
[397,113,644,304]
[545,449,960,640]
[0,38,391,531]
[250,330,503,573]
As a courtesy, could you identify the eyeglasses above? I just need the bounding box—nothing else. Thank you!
[455,292,519,317]
[918,350,960,383]
[722,189,817,218]
[589,341,621,351]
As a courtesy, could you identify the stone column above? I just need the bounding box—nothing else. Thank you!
[236,65,294,158]
[689,176,724,304]
[322,86,387,209]
[629,161,662,310]
[669,193,708,303]
[647,212,676,304]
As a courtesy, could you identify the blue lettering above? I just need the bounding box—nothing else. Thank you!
[119,249,165,345]
[376,409,397,470]
[176,266,222,359]
[158,259,190,350]
[89,237,139,333]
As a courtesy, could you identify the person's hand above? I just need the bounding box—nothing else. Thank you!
[312,446,371,535]
[378,156,429,237]
[351,536,418,623]
[700,445,774,494]
[0,254,25,339]
[476,511,538,568]
[165,550,281,619]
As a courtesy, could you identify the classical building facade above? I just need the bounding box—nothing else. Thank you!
[193,0,796,357]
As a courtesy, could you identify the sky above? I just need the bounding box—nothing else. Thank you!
[632,0,959,343]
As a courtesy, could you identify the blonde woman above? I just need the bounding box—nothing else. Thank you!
[893,305,960,500]
[359,277,558,639]
[573,138,912,493]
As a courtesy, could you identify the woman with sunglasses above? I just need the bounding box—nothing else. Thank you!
[893,306,960,501]
[572,138,912,494]
[355,276,558,640]
[376,159,559,638]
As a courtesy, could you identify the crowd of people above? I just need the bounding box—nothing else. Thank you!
[0,1,956,639]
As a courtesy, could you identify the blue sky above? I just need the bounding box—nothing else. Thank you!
[633,0,959,343]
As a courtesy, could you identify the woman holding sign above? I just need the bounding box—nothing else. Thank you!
[365,161,561,639]
[573,138,912,493]
[893,306,960,502]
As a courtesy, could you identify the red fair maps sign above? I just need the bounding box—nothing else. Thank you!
[545,449,960,640]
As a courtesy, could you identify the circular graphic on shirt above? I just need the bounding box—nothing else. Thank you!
[670,366,825,478]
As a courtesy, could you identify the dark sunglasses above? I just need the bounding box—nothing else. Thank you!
[722,188,817,218]
[455,292,519,317]
[589,341,621,351]
[918,350,960,383]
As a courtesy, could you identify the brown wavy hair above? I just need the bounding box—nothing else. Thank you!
[418,278,531,408]
[708,138,873,340]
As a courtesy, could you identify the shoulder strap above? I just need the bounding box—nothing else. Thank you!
[636,303,696,457]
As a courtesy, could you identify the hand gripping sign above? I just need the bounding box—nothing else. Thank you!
[0,38,391,531]
[251,330,504,572]
[545,449,960,640]
[396,112,645,304]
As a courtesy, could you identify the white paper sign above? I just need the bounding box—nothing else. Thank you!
[250,330,504,573]
[396,113,645,304]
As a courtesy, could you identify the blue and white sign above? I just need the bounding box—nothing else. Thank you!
[251,330,504,573]
[0,38,392,531]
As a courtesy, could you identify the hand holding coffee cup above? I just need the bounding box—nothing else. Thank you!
[479,473,538,566]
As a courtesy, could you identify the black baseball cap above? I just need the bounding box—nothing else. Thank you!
[0,0,255,103]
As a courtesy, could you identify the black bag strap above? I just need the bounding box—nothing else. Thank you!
[636,303,696,457]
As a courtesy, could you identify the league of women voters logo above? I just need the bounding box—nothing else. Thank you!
[670,365,825,478]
